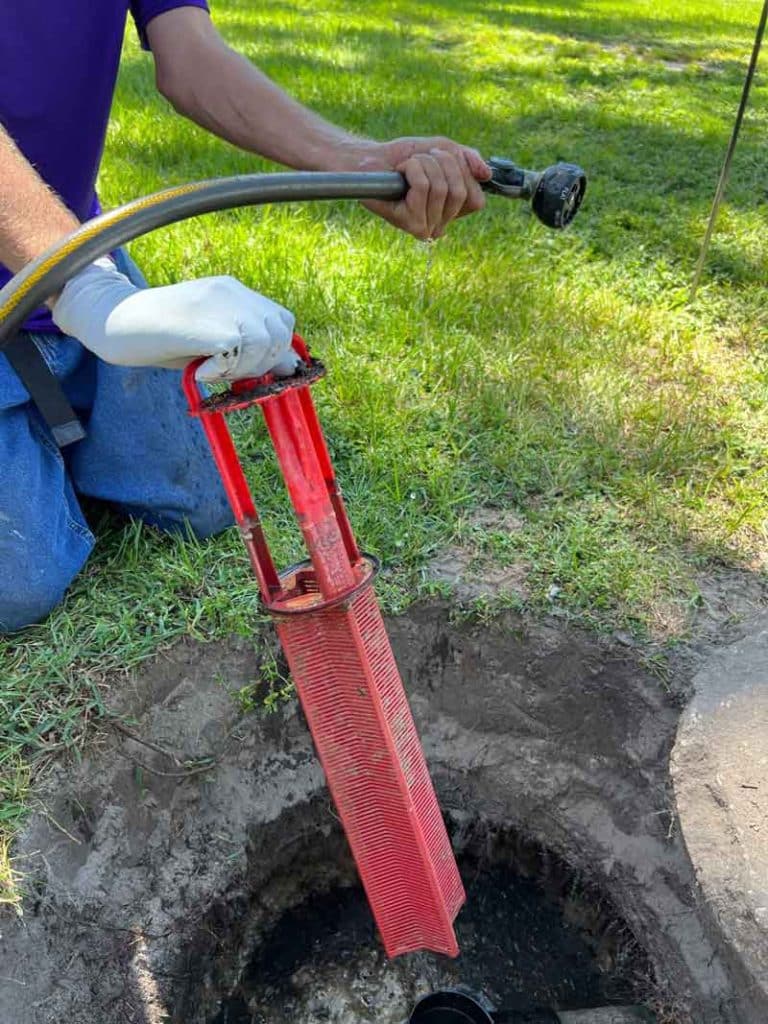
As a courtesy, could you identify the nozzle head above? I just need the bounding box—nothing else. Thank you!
[532,162,587,229]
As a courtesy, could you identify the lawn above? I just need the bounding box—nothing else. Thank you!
[1,0,767,901]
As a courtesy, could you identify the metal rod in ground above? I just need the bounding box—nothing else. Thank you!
[690,0,768,301]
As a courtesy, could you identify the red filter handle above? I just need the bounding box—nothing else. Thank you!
[183,334,364,611]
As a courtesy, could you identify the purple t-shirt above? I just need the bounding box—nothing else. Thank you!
[0,0,209,334]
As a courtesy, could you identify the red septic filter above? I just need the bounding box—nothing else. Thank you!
[183,335,465,958]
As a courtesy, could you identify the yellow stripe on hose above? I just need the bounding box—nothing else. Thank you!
[0,180,208,324]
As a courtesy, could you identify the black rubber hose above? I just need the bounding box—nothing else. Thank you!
[0,163,585,445]
[0,159,589,345]
[0,171,409,347]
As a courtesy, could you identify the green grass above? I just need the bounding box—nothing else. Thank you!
[2,0,768,900]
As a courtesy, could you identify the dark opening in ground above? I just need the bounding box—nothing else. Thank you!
[210,825,653,1024]
[6,601,758,1024]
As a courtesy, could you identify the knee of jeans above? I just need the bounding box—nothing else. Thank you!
[187,498,235,540]
[0,571,72,633]
[183,491,235,540]
[139,494,234,541]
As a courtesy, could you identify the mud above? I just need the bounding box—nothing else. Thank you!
[1,587,766,1024]
[213,831,650,1024]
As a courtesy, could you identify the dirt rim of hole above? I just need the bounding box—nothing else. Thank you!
[0,569,766,1024]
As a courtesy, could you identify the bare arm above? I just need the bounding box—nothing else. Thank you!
[0,124,79,276]
[146,8,489,239]
[147,9,370,171]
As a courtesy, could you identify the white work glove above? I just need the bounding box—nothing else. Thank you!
[52,257,299,382]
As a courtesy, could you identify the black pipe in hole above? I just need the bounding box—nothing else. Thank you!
[409,990,494,1024]
[408,991,562,1024]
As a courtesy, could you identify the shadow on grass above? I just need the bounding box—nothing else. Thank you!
[113,24,768,288]
[455,0,755,54]
[117,14,767,173]
[107,1,768,578]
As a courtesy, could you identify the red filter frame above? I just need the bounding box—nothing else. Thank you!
[183,335,464,957]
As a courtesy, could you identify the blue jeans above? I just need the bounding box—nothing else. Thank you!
[0,250,233,632]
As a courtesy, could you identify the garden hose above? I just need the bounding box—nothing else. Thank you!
[0,161,586,444]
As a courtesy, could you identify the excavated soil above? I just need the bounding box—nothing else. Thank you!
[1,576,766,1024]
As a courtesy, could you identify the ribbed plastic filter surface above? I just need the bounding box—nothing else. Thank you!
[277,586,465,957]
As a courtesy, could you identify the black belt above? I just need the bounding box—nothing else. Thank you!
[3,331,85,446]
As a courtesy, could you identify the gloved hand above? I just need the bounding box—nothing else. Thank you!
[52,257,299,381]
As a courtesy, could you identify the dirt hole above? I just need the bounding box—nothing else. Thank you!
[7,598,763,1023]
[202,822,655,1024]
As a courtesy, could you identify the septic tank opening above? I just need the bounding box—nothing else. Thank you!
[208,823,658,1024]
